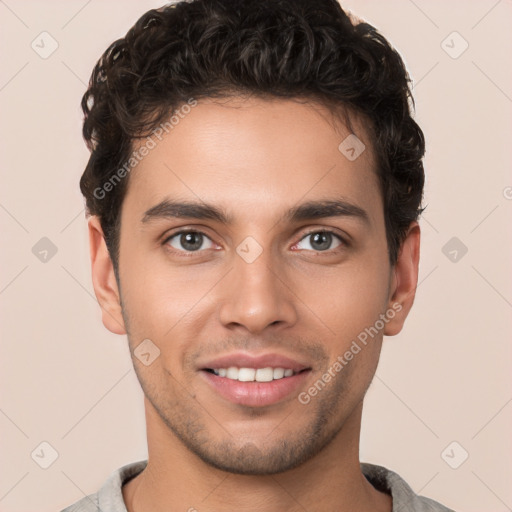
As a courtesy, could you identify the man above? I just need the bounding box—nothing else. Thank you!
[62,0,454,510]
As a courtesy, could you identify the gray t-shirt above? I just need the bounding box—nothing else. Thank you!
[60,459,455,511]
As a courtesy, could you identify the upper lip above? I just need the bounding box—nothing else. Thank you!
[199,352,311,373]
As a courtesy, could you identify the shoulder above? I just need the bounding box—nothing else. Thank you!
[60,493,99,512]
[361,462,456,512]
[60,460,148,512]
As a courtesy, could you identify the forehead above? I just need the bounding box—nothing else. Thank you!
[122,97,382,228]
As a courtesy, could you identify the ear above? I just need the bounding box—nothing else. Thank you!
[384,221,420,336]
[88,216,127,335]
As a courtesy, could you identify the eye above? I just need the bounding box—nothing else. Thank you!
[164,230,215,253]
[294,230,345,252]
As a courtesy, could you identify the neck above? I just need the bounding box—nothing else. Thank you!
[123,399,391,512]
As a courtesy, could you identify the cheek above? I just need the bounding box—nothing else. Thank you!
[119,259,216,369]
[305,267,390,390]
[122,253,204,326]
[300,259,390,337]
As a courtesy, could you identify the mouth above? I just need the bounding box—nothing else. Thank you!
[203,366,306,382]
[198,353,312,407]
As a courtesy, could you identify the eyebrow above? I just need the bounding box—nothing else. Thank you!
[141,198,370,226]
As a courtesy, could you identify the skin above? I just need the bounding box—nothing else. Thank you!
[88,96,420,512]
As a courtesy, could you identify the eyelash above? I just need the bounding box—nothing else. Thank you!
[162,228,348,257]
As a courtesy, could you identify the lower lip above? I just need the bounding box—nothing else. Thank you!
[201,370,311,407]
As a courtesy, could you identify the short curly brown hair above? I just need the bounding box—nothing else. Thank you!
[80,0,425,280]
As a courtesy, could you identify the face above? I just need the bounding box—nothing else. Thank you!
[90,96,418,475]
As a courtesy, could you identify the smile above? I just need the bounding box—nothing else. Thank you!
[206,367,297,382]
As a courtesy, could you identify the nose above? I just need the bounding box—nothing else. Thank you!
[218,246,298,334]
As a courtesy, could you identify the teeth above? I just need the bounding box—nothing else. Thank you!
[273,368,285,379]
[238,368,256,381]
[226,367,238,379]
[255,367,274,382]
[210,367,296,382]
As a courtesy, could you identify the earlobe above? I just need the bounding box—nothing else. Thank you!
[384,222,421,337]
[88,216,127,335]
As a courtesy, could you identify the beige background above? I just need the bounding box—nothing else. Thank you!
[1,1,511,511]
